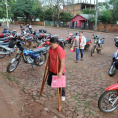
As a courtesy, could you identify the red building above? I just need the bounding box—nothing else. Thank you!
[70,14,94,29]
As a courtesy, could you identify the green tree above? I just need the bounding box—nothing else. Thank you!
[98,10,111,23]
[59,12,73,23]
[12,0,45,22]
[0,0,15,19]
[83,8,95,15]
[109,0,116,4]
[110,0,118,22]
[44,8,53,21]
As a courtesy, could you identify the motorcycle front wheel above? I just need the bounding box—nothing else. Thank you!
[109,63,116,76]
[35,54,46,66]
[0,47,6,59]
[7,58,20,73]
[98,90,118,113]
[91,46,96,56]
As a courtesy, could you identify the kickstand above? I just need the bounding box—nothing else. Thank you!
[31,63,34,70]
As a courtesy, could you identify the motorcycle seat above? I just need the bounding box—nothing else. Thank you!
[58,39,65,42]
[86,38,91,43]
[3,33,10,37]
[0,42,10,45]
[33,47,47,53]
[0,36,10,41]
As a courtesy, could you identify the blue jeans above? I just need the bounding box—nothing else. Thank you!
[76,48,83,61]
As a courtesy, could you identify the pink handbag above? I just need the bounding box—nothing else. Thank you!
[70,47,75,53]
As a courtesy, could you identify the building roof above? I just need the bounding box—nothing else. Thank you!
[78,14,94,20]
[71,14,94,21]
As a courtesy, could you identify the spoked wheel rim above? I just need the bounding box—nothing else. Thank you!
[100,91,118,112]
[35,54,46,66]
[109,65,115,75]
[9,60,19,72]
[91,46,96,56]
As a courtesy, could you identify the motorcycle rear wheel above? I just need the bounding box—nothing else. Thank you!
[109,63,116,76]
[7,59,19,73]
[98,90,118,113]
[84,44,90,50]
[91,46,96,56]
[0,47,6,59]
[35,54,46,66]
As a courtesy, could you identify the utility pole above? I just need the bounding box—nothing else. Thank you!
[5,0,9,28]
[95,0,98,31]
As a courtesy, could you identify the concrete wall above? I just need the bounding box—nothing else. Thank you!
[17,21,45,26]
[97,22,118,33]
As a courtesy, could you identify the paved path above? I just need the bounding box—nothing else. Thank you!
[0,24,118,118]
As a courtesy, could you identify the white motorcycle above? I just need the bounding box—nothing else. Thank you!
[0,32,18,59]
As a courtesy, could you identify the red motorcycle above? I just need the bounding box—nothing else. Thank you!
[98,81,118,113]
[66,32,92,50]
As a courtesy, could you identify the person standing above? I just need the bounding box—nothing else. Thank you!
[72,31,86,63]
[47,36,66,101]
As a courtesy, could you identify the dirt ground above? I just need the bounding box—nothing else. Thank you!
[0,24,118,118]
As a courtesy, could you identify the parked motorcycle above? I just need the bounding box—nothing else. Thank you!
[69,33,92,50]
[7,41,48,73]
[0,31,18,59]
[108,40,118,76]
[34,29,51,43]
[91,35,104,56]
[98,80,118,113]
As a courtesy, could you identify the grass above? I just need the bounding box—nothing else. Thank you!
[0,72,20,84]
[22,84,26,91]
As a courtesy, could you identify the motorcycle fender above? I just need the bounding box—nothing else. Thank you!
[106,83,118,91]
[11,58,18,63]
[71,38,75,42]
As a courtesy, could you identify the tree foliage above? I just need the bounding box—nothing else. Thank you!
[59,12,73,22]
[44,8,53,21]
[110,0,118,22]
[98,10,111,23]
[0,0,15,19]
[12,0,44,21]
[82,8,95,15]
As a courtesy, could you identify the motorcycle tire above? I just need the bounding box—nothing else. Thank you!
[108,63,116,76]
[0,47,6,59]
[34,35,39,43]
[91,46,96,56]
[35,54,46,66]
[7,59,20,73]
[98,90,118,113]
[84,44,90,50]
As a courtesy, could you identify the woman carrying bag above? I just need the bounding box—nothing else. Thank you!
[72,31,86,63]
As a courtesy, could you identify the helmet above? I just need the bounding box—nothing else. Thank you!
[43,29,47,33]
[94,35,99,39]
[76,32,79,36]
[4,27,7,30]
[39,29,42,32]
[115,40,118,47]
